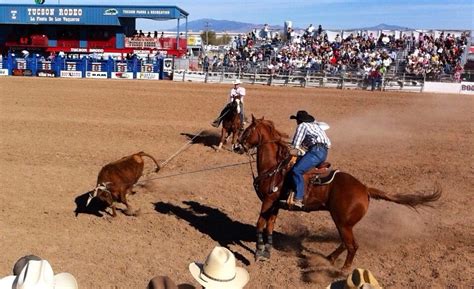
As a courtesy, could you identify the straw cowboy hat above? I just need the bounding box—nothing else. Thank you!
[326,268,382,289]
[189,246,249,289]
[233,79,242,85]
[0,260,78,289]
[290,110,315,123]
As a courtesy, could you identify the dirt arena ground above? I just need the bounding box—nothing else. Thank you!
[0,77,473,289]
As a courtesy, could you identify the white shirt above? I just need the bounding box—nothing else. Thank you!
[292,122,331,150]
[229,86,246,102]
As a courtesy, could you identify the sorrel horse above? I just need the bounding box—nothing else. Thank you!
[218,96,242,150]
[238,116,442,270]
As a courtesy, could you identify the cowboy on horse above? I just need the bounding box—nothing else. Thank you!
[288,110,331,208]
[211,79,246,130]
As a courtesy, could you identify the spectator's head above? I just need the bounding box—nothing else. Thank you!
[147,276,178,289]
[189,246,249,289]
[0,259,78,289]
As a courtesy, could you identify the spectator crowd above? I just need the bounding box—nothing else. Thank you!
[201,24,469,81]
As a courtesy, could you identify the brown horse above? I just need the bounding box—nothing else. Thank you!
[218,96,242,150]
[238,115,442,271]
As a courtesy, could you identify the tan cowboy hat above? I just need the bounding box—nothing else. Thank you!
[189,246,249,289]
[0,260,78,289]
[233,79,242,85]
[147,276,178,289]
[344,268,382,289]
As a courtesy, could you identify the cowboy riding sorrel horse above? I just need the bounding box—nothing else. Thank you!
[238,116,442,270]
[218,95,243,150]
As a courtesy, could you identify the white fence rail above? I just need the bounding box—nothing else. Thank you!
[172,69,425,92]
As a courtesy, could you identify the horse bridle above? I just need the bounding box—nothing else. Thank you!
[240,122,291,196]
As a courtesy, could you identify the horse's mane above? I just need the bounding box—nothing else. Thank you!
[260,119,289,142]
[258,119,290,161]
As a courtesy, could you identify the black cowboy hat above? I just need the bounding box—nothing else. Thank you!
[290,110,315,123]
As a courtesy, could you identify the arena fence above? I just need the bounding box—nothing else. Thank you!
[172,69,426,92]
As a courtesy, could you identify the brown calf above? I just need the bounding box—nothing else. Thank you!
[87,151,160,217]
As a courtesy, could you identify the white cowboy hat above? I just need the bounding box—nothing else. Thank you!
[189,246,249,289]
[0,260,78,289]
[317,121,330,130]
[233,79,242,85]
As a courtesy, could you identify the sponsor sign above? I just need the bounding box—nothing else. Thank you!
[86,71,107,79]
[37,70,55,77]
[60,71,82,78]
[460,82,474,95]
[121,8,171,16]
[26,7,83,23]
[104,8,118,16]
[163,58,173,72]
[0,69,9,76]
[111,72,133,79]
[138,72,159,80]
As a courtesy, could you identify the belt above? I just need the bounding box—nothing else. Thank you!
[309,143,328,150]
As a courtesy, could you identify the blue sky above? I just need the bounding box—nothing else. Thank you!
[1,0,472,30]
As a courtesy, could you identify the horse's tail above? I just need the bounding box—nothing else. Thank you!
[137,151,161,172]
[368,185,442,209]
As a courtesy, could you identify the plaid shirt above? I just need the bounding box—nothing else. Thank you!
[292,121,331,150]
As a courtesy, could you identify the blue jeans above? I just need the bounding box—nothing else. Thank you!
[291,146,328,201]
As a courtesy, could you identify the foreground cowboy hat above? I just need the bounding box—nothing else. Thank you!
[290,110,315,123]
[147,275,178,289]
[344,268,381,289]
[233,79,242,85]
[326,268,382,289]
[0,260,78,289]
[189,246,249,289]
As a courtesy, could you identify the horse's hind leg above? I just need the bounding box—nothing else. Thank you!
[327,243,346,265]
[338,225,359,272]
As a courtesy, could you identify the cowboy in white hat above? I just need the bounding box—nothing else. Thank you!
[0,259,78,289]
[189,246,249,289]
[211,79,246,129]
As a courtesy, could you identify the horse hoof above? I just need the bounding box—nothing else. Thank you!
[255,250,270,262]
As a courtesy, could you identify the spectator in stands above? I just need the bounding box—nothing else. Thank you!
[369,66,382,91]
[154,31,158,38]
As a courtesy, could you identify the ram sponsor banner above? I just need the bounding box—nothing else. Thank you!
[111,72,133,79]
[460,82,474,95]
[422,82,461,94]
[138,72,159,80]
[0,69,8,76]
[86,71,107,79]
[37,70,55,77]
[60,70,82,78]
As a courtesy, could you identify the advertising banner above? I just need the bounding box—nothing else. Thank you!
[138,72,159,80]
[85,71,107,79]
[60,71,82,78]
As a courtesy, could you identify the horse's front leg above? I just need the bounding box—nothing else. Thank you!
[218,127,226,150]
[255,200,273,261]
[262,206,279,259]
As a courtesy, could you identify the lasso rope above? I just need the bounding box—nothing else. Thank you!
[136,160,255,185]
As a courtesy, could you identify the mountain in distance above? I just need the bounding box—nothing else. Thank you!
[165,19,412,33]
[166,18,285,33]
[357,23,412,30]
